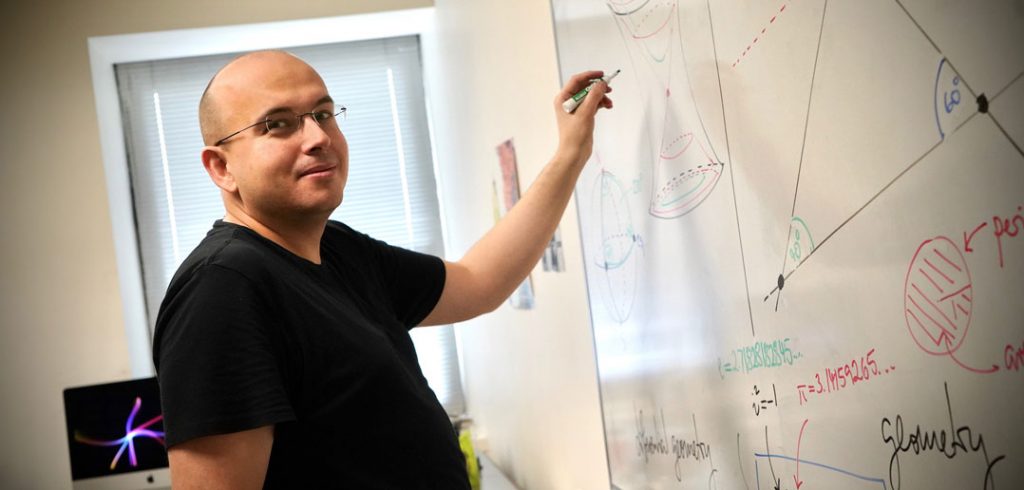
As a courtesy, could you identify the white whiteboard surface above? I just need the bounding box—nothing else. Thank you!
[551,1,1024,489]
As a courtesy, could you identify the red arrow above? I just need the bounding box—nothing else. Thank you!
[941,332,999,374]
[793,419,808,489]
[963,222,988,253]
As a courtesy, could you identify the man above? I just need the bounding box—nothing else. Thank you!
[153,50,611,488]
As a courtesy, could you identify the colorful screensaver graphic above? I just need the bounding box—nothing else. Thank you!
[73,396,165,470]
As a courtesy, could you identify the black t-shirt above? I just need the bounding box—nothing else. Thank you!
[153,220,469,489]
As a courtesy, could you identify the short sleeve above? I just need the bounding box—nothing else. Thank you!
[153,264,295,447]
[368,240,446,328]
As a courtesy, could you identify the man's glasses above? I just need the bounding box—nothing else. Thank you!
[214,107,347,146]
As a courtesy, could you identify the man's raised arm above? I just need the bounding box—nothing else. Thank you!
[421,70,613,326]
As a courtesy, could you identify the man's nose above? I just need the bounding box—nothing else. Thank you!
[298,114,332,149]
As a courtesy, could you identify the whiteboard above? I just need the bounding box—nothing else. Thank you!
[551,1,1024,489]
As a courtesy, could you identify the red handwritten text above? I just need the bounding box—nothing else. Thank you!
[796,348,894,406]
[1005,341,1024,372]
[992,205,1023,268]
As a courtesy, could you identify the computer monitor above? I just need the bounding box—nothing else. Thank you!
[63,377,171,490]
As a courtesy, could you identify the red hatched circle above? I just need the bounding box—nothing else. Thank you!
[903,236,973,355]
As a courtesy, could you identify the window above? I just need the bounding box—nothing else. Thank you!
[112,35,464,414]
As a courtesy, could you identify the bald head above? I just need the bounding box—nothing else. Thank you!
[198,50,325,146]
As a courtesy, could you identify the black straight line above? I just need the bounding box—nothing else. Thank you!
[737,433,751,490]
[985,69,1024,160]
[610,6,645,85]
[677,6,723,167]
[789,132,949,279]
[773,69,1024,286]
[895,0,1022,193]
[990,69,1024,103]
[989,113,1024,160]
[764,426,778,484]
[778,0,830,278]
[893,0,979,97]
[953,110,977,133]
[893,0,941,53]
[704,0,731,167]
[763,111,980,296]
[766,0,966,300]
[765,1,1018,302]
[706,0,755,337]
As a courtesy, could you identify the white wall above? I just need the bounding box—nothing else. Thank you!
[423,1,610,488]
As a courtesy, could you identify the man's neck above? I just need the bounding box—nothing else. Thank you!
[224,210,328,264]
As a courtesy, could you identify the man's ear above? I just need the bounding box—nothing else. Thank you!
[201,146,237,193]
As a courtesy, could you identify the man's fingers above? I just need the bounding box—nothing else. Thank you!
[567,70,603,90]
[558,70,604,101]
[578,80,609,114]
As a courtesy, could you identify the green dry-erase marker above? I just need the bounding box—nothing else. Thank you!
[562,69,620,113]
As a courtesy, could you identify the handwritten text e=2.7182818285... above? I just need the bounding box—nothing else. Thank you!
[719,337,802,378]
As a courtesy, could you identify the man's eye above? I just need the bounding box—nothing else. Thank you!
[265,118,292,132]
[313,110,333,123]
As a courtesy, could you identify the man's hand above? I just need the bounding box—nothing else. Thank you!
[553,70,614,168]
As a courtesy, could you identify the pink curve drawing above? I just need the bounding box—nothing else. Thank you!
[661,132,694,159]
[606,0,725,219]
[629,2,676,40]
[793,418,808,489]
[650,131,723,218]
[607,1,677,63]
[650,165,724,218]
[74,397,165,470]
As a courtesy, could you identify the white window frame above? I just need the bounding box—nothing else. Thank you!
[89,8,443,377]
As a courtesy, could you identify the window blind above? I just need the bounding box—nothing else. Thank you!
[115,36,464,414]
